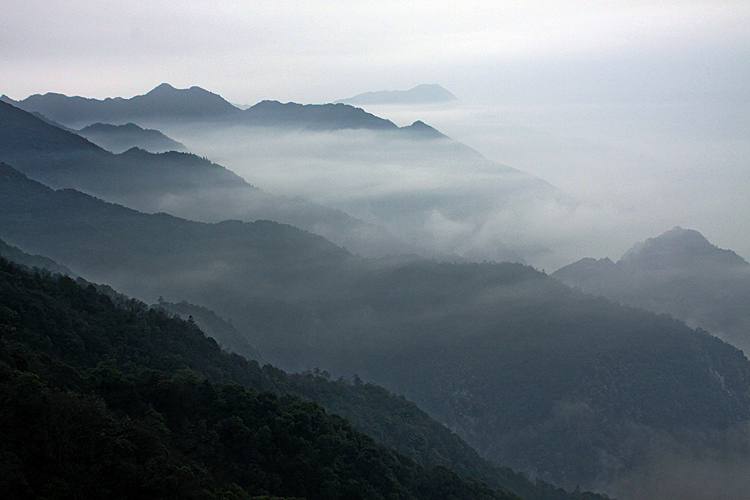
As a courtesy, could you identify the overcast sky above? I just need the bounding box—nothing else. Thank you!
[3,0,749,106]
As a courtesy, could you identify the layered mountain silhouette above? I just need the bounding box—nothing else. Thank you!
[6,86,750,494]
[0,93,559,263]
[0,99,413,257]
[78,122,188,153]
[243,99,399,130]
[1,83,237,128]
[3,83,450,134]
[399,119,449,139]
[337,84,458,105]
[553,227,750,353]
[619,226,748,268]
[3,161,750,491]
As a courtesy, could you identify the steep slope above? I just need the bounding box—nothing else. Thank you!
[0,258,523,500]
[78,122,188,153]
[2,164,750,494]
[553,227,750,353]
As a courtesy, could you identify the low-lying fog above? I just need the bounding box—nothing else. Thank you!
[381,99,750,260]
[162,96,749,271]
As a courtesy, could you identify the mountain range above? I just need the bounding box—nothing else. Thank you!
[0,98,416,258]
[1,83,237,127]
[2,83,451,133]
[3,85,750,498]
[0,87,560,264]
[1,253,545,500]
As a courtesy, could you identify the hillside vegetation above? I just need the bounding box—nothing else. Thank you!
[0,255,607,499]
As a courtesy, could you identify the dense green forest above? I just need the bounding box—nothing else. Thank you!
[0,256,607,499]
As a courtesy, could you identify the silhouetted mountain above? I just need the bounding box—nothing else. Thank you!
[0,161,352,298]
[4,83,240,127]
[401,120,449,139]
[619,227,748,269]
[0,98,243,192]
[0,99,414,257]
[78,122,188,153]
[7,84,451,134]
[553,227,750,353]
[3,163,750,493]
[242,100,400,130]
[338,84,458,105]
[2,94,561,263]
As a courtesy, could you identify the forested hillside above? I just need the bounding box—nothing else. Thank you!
[0,256,607,499]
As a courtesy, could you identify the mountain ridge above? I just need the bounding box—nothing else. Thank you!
[78,122,188,153]
[619,226,748,268]
[5,84,453,135]
[0,255,529,500]
[553,227,750,354]
[0,99,417,258]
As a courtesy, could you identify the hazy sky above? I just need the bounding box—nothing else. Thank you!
[3,1,748,105]
[3,0,750,265]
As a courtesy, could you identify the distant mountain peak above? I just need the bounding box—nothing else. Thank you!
[620,227,747,268]
[144,83,221,99]
[399,120,448,139]
[623,227,710,258]
[151,82,176,92]
[656,226,709,244]
[337,84,458,105]
[10,84,240,127]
